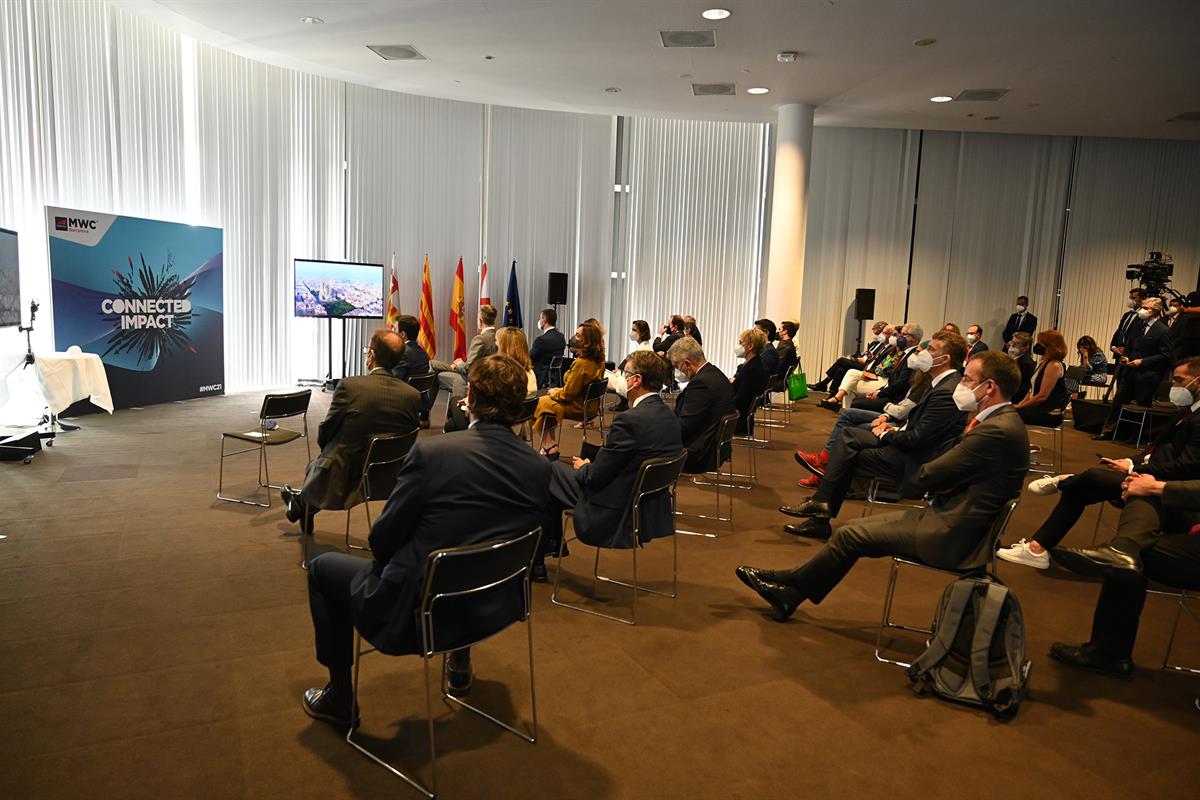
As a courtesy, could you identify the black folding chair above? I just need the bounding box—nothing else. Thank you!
[677,411,740,536]
[217,390,311,508]
[342,430,420,552]
[512,396,540,445]
[346,529,543,799]
[551,450,688,625]
[579,377,610,444]
[547,356,564,388]
[405,372,436,409]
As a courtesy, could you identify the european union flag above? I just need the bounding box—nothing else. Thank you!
[504,260,523,328]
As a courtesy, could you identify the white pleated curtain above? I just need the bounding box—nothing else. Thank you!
[616,117,770,377]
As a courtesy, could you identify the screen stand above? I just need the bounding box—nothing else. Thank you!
[323,316,338,392]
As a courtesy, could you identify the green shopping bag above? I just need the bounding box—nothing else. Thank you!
[788,364,808,401]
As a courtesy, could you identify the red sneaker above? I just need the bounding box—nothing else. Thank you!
[797,474,821,489]
[794,449,828,477]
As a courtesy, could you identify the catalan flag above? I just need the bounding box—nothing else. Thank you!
[450,257,467,361]
[385,253,401,331]
[418,255,436,359]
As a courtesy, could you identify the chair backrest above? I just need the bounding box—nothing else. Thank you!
[582,377,609,420]
[987,497,1022,572]
[419,529,542,654]
[548,355,564,387]
[406,372,436,396]
[260,389,311,420]
[631,450,688,541]
[513,396,539,426]
[1063,365,1085,384]
[361,429,420,500]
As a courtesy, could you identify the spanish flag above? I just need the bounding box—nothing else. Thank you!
[418,255,436,358]
[450,257,467,361]
[385,253,401,331]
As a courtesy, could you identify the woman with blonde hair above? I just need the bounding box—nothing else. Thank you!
[732,327,770,435]
[533,322,605,458]
[496,326,538,398]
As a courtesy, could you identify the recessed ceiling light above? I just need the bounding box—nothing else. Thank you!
[604,87,621,93]
[930,96,953,103]
[913,37,937,46]
[701,8,732,20]
[747,87,770,95]
[300,16,323,25]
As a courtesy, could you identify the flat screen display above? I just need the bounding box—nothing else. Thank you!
[0,227,18,327]
[293,259,384,319]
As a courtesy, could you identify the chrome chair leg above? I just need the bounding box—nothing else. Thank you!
[1163,590,1200,675]
[216,435,272,507]
[875,558,939,668]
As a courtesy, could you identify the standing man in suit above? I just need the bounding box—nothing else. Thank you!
[1096,296,1175,440]
[301,355,550,725]
[737,351,1029,620]
[1002,295,1038,347]
[530,307,566,388]
[429,304,499,411]
[964,324,988,367]
[668,337,736,474]
[999,357,1200,569]
[653,315,685,357]
[1047,473,1200,677]
[1110,287,1146,364]
[281,330,421,532]
[782,331,969,540]
[538,350,683,579]
[390,314,433,428]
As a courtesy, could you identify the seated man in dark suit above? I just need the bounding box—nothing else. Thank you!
[389,314,432,428]
[964,324,988,367]
[683,314,703,346]
[754,319,780,376]
[775,320,798,378]
[736,351,1029,620]
[668,336,736,474]
[653,314,685,357]
[302,355,551,725]
[530,307,566,388]
[998,357,1200,570]
[1008,332,1037,403]
[539,350,683,578]
[1047,473,1200,677]
[281,329,421,529]
[852,339,917,414]
[781,331,969,540]
[429,304,499,410]
[1002,295,1038,347]
[809,321,890,394]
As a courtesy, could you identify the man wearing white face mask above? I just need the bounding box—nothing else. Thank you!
[1109,287,1145,365]
[1095,296,1174,440]
[999,358,1200,570]
[1003,296,1038,347]
[668,337,736,474]
[964,324,988,367]
[737,351,1028,622]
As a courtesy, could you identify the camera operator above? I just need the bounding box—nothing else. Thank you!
[1095,296,1175,440]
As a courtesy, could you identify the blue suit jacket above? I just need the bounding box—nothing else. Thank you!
[530,328,566,387]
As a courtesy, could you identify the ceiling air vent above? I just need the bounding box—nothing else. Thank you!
[954,88,1009,102]
[692,83,736,96]
[660,30,717,48]
[1167,111,1200,122]
[366,44,428,61]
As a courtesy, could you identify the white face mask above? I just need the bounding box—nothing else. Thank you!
[628,331,639,342]
[1007,346,1022,358]
[1127,299,1139,309]
[734,344,746,358]
[966,333,977,343]
[1136,308,1152,320]
[887,335,898,346]
[1168,306,1181,317]
[908,350,934,373]
[1169,376,1198,408]
[875,332,886,343]
[616,373,639,399]
[1015,305,1026,314]
[674,368,689,384]
[954,381,983,413]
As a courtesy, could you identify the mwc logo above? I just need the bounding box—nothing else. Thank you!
[54,216,97,232]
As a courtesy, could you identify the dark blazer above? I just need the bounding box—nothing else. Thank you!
[301,370,421,511]
[391,341,430,381]
[530,327,566,387]
[1139,407,1200,481]
[775,339,797,378]
[1003,311,1038,344]
[964,341,988,366]
[1112,309,1140,352]
[759,343,780,376]
[653,331,682,355]
[907,404,1029,571]
[884,371,968,497]
[1014,354,1036,402]
[354,422,551,655]
[877,348,919,404]
[1124,318,1174,386]
[732,355,770,435]
[572,395,683,549]
[675,362,736,473]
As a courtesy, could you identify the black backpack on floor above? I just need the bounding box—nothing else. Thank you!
[905,576,1030,720]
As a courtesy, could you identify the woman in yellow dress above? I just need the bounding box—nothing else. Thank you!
[534,322,605,458]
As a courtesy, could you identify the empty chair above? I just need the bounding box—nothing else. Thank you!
[217,390,312,508]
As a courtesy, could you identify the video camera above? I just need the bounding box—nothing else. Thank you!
[1126,251,1179,299]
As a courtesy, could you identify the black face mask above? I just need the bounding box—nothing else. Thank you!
[567,336,581,350]
[1032,343,1046,356]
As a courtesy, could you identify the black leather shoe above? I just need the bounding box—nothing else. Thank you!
[1092,432,1113,441]
[530,562,549,583]
[302,684,359,727]
[281,485,303,523]
[1051,543,1142,579]
[736,565,793,584]
[1049,642,1134,677]
[783,518,833,541]
[735,566,804,621]
[780,498,832,518]
[446,665,473,698]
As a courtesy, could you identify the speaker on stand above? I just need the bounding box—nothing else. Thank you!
[853,288,875,356]
[547,271,568,321]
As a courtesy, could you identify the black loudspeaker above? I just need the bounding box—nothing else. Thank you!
[854,288,876,320]
[547,272,568,305]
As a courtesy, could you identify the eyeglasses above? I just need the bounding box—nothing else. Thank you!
[361,347,374,356]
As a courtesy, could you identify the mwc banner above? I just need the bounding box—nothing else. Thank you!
[46,206,224,409]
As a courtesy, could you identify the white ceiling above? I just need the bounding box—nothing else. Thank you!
[120,0,1200,139]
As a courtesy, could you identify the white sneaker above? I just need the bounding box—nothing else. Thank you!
[1028,475,1066,495]
[996,539,1050,570]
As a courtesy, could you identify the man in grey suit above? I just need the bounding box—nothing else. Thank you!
[281,329,421,528]
[428,304,499,411]
[736,351,1028,621]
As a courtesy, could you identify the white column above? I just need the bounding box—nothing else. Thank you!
[762,103,814,324]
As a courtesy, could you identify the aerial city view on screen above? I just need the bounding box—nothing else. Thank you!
[294,260,383,318]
